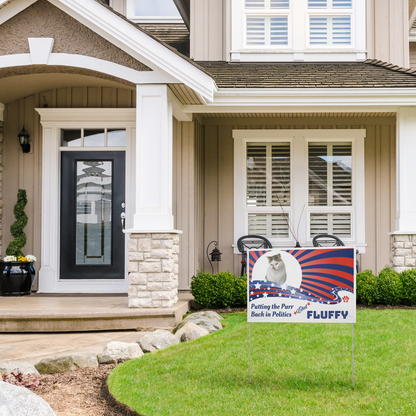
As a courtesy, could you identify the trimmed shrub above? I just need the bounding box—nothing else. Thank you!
[191,271,247,308]
[376,266,402,305]
[233,275,248,306]
[356,269,377,305]
[400,269,416,306]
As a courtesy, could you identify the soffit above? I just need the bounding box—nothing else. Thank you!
[169,84,204,105]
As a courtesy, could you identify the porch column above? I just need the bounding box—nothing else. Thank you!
[126,85,181,308]
[390,107,416,271]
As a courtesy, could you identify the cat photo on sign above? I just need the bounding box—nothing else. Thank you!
[251,250,302,288]
[265,253,287,284]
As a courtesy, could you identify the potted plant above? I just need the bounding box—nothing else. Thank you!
[0,189,37,296]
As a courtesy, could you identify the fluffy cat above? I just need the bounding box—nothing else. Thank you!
[265,253,287,284]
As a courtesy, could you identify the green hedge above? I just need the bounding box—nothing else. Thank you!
[190,271,247,308]
[357,266,416,306]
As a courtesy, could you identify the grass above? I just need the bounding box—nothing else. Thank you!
[107,310,416,416]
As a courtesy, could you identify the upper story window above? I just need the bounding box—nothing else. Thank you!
[127,0,183,23]
[245,0,290,47]
[232,0,365,62]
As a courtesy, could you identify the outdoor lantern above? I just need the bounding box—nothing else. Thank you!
[18,127,30,153]
[206,240,222,273]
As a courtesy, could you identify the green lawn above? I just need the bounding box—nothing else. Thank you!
[107,310,416,416]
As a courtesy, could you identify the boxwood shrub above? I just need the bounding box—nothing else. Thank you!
[400,269,416,306]
[356,269,377,305]
[376,266,402,305]
[191,271,247,308]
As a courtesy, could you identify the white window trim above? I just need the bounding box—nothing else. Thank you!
[233,129,366,253]
[126,0,183,23]
[35,108,136,293]
[231,0,366,62]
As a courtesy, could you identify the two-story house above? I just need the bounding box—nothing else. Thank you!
[1,0,416,308]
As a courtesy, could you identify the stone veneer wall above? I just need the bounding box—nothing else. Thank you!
[127,233,179,308]
[390,234,416,272]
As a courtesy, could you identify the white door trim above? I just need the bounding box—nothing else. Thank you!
[36,108,136,293]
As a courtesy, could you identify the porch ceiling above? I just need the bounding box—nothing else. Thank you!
[0,67,135,104]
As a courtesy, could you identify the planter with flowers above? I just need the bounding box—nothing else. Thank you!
[0,189,37,296]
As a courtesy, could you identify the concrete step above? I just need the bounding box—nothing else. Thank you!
[0,294,192,332]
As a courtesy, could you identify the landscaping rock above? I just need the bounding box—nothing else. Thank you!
[0,361,40,376]
[35,353,98,374]
[175,322,209,342]
[0,381,56,415]
[137,330,179,353]
[98,341,144,364]
[175,316,223,334]
[183,311,224,322]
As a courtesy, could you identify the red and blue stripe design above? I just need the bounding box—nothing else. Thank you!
[248,248,354,304]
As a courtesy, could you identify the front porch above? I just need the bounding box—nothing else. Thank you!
[0,292,193,332]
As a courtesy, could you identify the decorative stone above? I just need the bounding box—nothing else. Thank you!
[137,330,179,353]
[98,342,144,364]
[0,381,56,416]
[175,316,223,334]
[183,311,224,322]
[393,256,405,267]
[140,262,162,273]
[175,322,209,342]
[0,361,40,376]
[35,353,98,374]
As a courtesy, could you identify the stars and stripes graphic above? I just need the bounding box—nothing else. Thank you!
[248,248,354,305]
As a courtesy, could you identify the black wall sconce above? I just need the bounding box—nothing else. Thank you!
[206,240,222,274]
[18,127,30,153]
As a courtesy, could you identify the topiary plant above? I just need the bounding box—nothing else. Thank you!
[6,189,28,258]
[376,265,402,305]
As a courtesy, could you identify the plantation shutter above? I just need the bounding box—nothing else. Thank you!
[247,17,266,45]
[308,0,327,8]
[309,142,352,238]
[246,143,291,238]
[332,0,351,8]
[309,16,351,45]
[245,0,265,8]
[271,0,289,8]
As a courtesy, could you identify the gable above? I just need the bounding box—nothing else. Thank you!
[0,0,150,72]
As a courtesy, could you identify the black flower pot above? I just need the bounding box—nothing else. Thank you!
[0,261,36,296]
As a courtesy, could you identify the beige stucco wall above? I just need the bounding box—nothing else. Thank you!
[200,115,396,278]
[0,0,149,72]
[367,0,409,67]
[2,86,136,288]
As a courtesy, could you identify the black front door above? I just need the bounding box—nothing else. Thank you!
[60,151,125,280]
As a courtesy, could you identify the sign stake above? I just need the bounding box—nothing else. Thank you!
[249,322,252,384]
[352,322,354,388]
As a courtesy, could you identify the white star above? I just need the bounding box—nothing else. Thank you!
[264,292,268,297]
[255,283,261,290]
[271,283,275,287]
[282,284,287,290]
[300,289,303,292]
[279,293,282,296]
[291,289,296,294]
[327,301,330,304]
[250,292,253,295]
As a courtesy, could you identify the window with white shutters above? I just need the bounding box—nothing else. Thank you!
[246,142,291,238]
[244,0,289,47]
[233,0,363,61]
[234,130,365,249]
[308,142,352,238]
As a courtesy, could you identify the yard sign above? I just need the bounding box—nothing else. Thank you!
[247,247,356,323]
